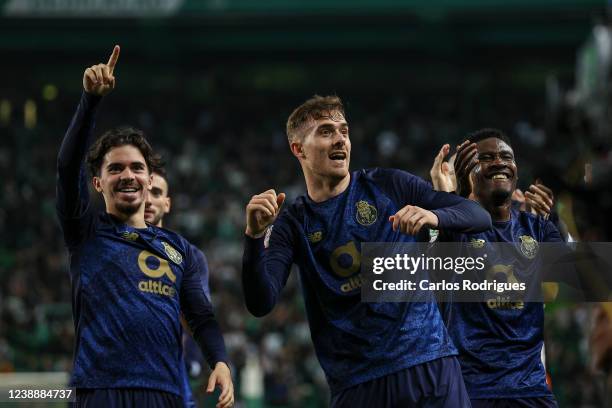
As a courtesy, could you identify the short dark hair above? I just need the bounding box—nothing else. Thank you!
[150,161,170,196]
[86,126,160,177]
[286,95,345,142]
[466,128,512,147]
[150,159,167,180]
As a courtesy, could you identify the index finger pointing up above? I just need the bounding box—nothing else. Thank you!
[107,45,120,74]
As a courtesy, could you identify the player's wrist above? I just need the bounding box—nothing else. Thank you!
[81,91,104,109]
[245,226,266,239]
[214,361,231,374]
[428,210,440,229]
[82,90,103,100]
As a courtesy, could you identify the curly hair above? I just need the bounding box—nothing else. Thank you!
[86,126,161,177]
[466,128,512,147]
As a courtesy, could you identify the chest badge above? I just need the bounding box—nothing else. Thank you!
[308,231,324,243]
[519,235,538,259]
[355,200,377,226]
[162,242,183,265]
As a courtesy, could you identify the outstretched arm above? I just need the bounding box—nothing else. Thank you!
[56,45,120,245]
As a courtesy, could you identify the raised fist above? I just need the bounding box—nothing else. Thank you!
[245,189,286,238]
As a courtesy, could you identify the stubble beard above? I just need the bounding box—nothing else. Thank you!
[147,211,163,226]
[115,197,143,216]
[490,188,512,206]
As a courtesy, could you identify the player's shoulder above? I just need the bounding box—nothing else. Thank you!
[188,243,207,263]
[150,225,194,257]
[513,207,546,229]
[268,196,308,241]
[361,168,431,203]
[95,212,129,235]
[188,242,205,255]
[360,167,419,183]
[512,208,561,242]
[150,224,182,240]
[273,201,303,231]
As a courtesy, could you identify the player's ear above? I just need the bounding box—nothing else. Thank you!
[290,140,305,159]
[92,177,103,193]
[164,197,171,214]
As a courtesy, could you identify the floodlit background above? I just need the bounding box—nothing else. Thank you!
[1,0,611,406]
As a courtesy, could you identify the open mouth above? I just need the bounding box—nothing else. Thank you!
[329,151,347,161]
[486,171,512,180]
[115,185,141,200]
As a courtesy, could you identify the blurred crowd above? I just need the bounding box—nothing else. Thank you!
[1,80,611,406]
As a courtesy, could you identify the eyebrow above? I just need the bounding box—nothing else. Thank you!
[317,122,348,130]
[106,161,146,168]
[479,148,513,154]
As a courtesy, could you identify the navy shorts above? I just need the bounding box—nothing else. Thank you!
[471,397,557,408]
[73,388,184,408]
[331,356,471,408]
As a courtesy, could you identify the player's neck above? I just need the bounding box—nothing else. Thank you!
[305,172,351,203]
[478,198,512,222]
[106,205,148,228]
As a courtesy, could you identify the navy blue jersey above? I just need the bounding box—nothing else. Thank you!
[181,245,210,407]
[188,244,211,301]
[243,168,491,394]
[438,208,562,399]
[57,92,227,396]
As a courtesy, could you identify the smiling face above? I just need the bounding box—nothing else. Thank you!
[291,111,351,183]
[144,172,171,227]
[472,137,517,204]
[93,144,152,217]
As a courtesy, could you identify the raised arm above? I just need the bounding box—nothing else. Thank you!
[56,46,120,245]
[242,189,294,317]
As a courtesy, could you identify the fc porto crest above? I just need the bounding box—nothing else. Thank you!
[162,242,183,265]
[308,231,324,243]
[518,235,538,259]
[355,200,377,226]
